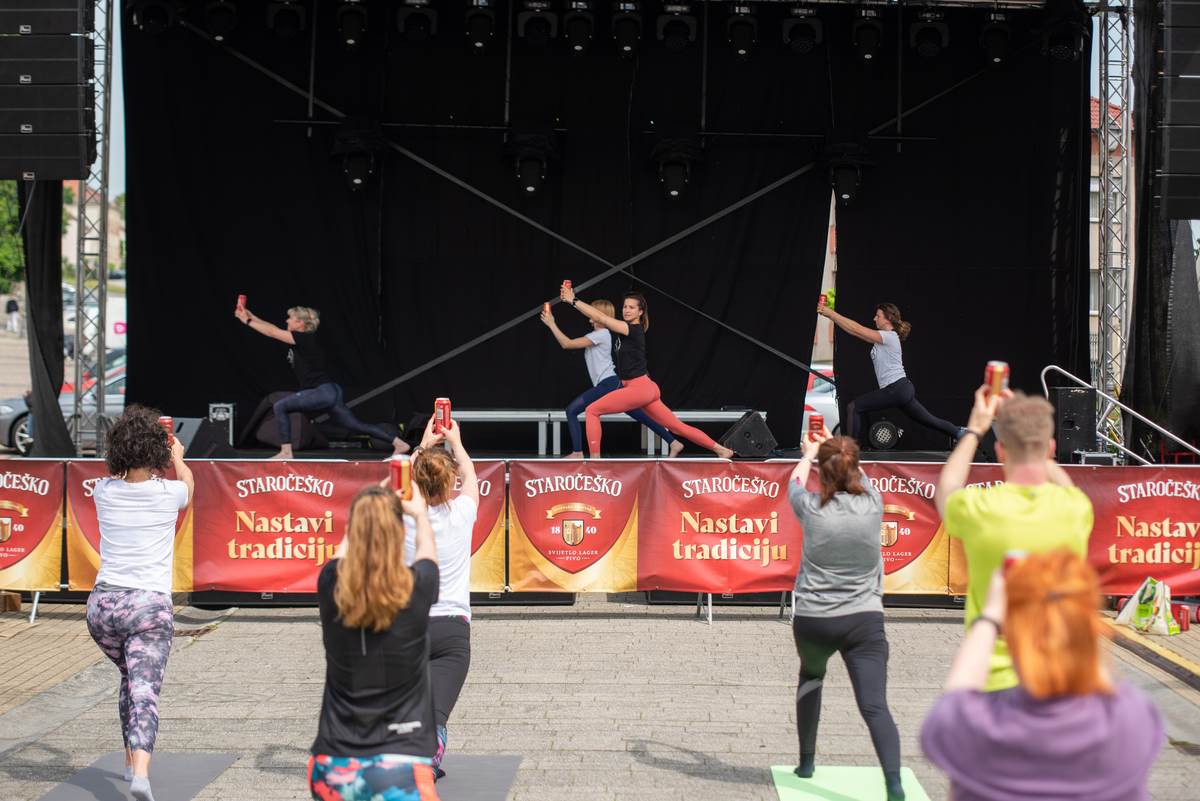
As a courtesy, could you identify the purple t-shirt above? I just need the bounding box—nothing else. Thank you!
[921,685,1162,801]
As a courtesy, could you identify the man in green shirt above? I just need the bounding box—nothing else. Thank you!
[935,386,1094,691]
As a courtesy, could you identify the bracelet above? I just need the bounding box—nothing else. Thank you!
[961,428,984,440]
[571,298,578,307]
[972,614,1002,634]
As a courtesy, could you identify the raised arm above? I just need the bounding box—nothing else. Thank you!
[788,426,828,489]
[560,285,629,336]
[400,482,438,565]
[943,570,1006,691]
[441,419,479,507]
[935,385,1007,519]
[818,306,883,344]
[235,306,295,345]
[169,436,195,506]
[540,307,596,350]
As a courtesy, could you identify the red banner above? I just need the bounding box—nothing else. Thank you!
[507,460,649,592]
[66,460,193,591]
[0,461,65,591]
[639,461,800,593]
[467,460,505,592]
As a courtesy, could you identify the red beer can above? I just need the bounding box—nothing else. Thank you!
[985,361,1010,397]
[390,455,412,501]
[434,397,452,434]
[543,302,550,315]
[1003,549,1027,573]
[237,294,247,310]
[158,416,174,444]
[808,413,824,441]
[819,293,827,308]
[562,279,571,289]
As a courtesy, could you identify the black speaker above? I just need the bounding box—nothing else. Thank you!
[719,411,777,457]
[0,2,93,35]
[1160,2,1200,218]
[0,85,94,134]
[1051,387,1096,463]
[0,34,93,84]
[184,419,236,459]
[0,131,94,179]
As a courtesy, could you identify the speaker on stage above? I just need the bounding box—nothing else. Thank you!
[720,411,777,457]
[1051,387,1096,462]
[184,419,235,459]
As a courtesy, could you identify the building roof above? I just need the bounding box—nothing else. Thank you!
[1091,97,1122,129]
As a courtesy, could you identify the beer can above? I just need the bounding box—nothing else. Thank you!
[562,279,571,289]
[543,302,550,315]
[985,360,1010,397]
[1002,549,1027,573]
[434,397,452,433]
[390,455,412,501]
[158,416,175,444]
[808,413,824,440]
[819,294,827,307]
[237,294,247,310]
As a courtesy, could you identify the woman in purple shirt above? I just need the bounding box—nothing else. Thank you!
[921,550,1163,801]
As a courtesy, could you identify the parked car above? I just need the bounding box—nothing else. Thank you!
[0,369,126,455]
[803,362,840,436]
[61,348,126,393]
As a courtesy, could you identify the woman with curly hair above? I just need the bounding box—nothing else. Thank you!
[86,405,194,801]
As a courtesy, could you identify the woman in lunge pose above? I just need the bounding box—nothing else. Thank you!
[787,428,905,801]
[818,302,964,446]
[540,298,682,459]
[310,481,441,800]
[235,304,408,459]
[403,416,478,779]
[557,285,734,459]
[87,406,194,801]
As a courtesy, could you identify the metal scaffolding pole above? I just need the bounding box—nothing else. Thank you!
[1095,2,1131,453]
[72,0,113,455]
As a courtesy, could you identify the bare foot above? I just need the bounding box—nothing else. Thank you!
[668,441,685,458]
[270,446,293,460]
[564,451,584,460]
[392,438,411,456]
[714,444,734,460]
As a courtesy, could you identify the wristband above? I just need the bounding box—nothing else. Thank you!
[962,428,984,440]
[972,615,1002,634]
[571,298,578,307]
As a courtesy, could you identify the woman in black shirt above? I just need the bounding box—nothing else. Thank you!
[235,304,410,460]
[558,287,734,459]
[309,481,441,801]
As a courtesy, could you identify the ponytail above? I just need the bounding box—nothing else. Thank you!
[875,303,910,341]
[816,436,866,506]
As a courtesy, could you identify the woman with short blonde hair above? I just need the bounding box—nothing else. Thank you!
[922,550,1163,800]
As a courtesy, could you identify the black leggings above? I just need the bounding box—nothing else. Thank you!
[429,616,471,729]
[847,377,959,443]
[792,611,901,773]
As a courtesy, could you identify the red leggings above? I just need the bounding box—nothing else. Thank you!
[585,375,719,457]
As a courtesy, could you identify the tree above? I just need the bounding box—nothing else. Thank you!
[113,193,125,220]
[0,181,24,295]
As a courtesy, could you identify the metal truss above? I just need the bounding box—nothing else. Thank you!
[72,0,112,455]
[1092,1,1131,454]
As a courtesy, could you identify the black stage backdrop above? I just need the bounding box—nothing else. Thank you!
[125,2,1087,451]
[828,3,1091,449]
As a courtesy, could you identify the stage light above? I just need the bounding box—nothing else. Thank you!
[832,162,860,205]
[342,152,375,189]
[127,1,178,34]
[266,1,306,38]
[826,137,870,207]
[659,160,689,198]
[782,7,821,55]
[397,0,437,42]
[465,0,496,52]
[563,2,595,54]
[507,132,557,195]
[909,10,947,59]
[1044,19,1088,62]
[517,157,546,194]
[612,2,642,56]
[656,4,696,53]
[203,0,238,41]
[853,9,882,61]
[980,14,1009,64]
[337,1,368,48]
[334,119,385,191]
[651,137,702,200]
[518,1,558,47]
[725,5,756,59]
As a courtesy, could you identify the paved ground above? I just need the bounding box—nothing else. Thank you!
[1,595,1198,801]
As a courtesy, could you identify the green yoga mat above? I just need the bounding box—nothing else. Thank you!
[771,766,931,801]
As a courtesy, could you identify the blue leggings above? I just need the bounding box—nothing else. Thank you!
[273,382,395,446]
[566,376,675,453]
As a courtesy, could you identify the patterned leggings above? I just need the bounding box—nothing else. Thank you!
[308,754,440,801]
[86,589,174,754]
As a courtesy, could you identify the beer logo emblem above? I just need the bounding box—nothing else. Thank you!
[879,521,898,548]
[562,519,585,546]
[0,517,10,544]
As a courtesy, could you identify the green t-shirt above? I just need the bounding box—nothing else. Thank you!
[944,481,1094,691]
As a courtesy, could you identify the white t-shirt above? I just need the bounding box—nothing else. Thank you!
[93,477,189,595]
[870,329,906,388]
[404,495,477,621]
[583,329,617,386]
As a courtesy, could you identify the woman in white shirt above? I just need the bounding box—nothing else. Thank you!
[85,406,194,801]
[539,299,682,459]
[818,302,964,446]
[404,416,479,780]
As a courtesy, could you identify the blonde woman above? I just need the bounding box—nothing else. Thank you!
[235,304,408,459]
[309,481,441,801]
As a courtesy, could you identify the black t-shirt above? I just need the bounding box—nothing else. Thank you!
[288,330,332,389]
[5,299,17,313]
[311,558,440,758]
[611,322,648,380]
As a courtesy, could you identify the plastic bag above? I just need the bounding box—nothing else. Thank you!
[1115,577,1182,636]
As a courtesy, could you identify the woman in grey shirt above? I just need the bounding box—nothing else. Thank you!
[787,429,904,801]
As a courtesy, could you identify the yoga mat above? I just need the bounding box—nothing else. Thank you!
[771,766,932,801]
[37,752,236,801]
[436,754,523,801]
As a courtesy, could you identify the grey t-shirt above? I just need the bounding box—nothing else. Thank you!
[870,329,906,388]
[583,329,617,386]
[788,478,884,617]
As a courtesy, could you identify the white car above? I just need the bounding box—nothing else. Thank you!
[802,363,840,435]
